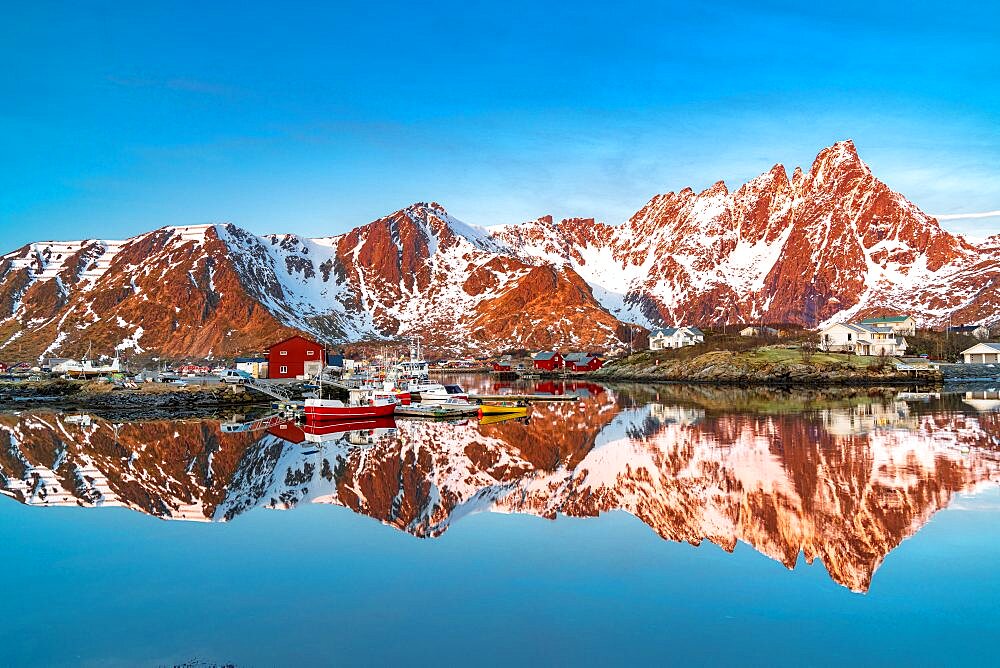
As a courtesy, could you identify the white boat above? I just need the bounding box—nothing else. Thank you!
[416,383,470,404]
[60,357,122,378]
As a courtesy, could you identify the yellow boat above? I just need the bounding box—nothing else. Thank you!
[478,413,528,425]
[477,402,528,417]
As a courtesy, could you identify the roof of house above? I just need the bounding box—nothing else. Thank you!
[235,357,267,363]
[961,342,1000,355]
[266,334,322,351]
[860,315,912,323]
[652,326,703,337]
[569,355,600,365]
[533,351,561,360]
[824,322,895,335]
[563,352,589,362]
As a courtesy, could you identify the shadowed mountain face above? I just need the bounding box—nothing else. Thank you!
[4,141,1000,361]
[2,387,999,592]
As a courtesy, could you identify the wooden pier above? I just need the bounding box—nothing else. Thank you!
[470,393,579,403]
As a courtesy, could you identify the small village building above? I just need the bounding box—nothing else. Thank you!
[649,327,704,350]
[859,315,916,336]
[819,323,907,356]
[532,351,564,371]
[566,354,604,372]
[0,362,7,374]
[235,357,268,378]
[948,324,991,340]
[960,342,1000,364]
[267,335,325,379]
[740,326,779,337]
[491,358,514,372]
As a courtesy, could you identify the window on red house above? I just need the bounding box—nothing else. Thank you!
[280,366,288,374]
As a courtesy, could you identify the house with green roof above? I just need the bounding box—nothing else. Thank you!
[858,314,916,336]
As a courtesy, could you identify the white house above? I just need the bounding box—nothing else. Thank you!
[819,322,908,356]
[960,342,1000,364]
[858,315,916,336]
[649,326,704,350]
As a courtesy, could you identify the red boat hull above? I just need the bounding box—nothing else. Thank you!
[302,416,396,436]
[304,402,396,421]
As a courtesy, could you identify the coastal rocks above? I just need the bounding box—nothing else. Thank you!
[0,380,266,410]
[590,348,941,385]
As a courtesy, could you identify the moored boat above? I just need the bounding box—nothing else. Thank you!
[415,383,470,404]
[478,402,529,417]
[303,397,396,421]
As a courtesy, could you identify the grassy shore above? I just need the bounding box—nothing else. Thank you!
[591,346,940,385]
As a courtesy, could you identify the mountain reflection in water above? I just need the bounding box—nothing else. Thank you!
[2,383,999,593]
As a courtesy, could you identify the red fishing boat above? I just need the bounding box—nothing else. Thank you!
[303,397,397,421]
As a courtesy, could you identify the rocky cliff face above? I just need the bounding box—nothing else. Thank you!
[2,390,998,592]
[2,141,998,361]
[493,140,997,329]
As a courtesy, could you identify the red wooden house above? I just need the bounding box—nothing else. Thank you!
[532,351,564,371]
[267,335,325,379]
[568,355,603,372]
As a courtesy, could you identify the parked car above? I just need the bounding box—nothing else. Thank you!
[217,369,253,384]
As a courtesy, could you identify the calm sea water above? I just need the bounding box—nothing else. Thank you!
[1,377,999,667]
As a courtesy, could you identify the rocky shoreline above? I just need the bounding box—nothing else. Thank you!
[587,349,942,386]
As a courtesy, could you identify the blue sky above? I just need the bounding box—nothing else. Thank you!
[2,0,998,250]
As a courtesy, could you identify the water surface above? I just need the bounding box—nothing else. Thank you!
[1,379,998,666]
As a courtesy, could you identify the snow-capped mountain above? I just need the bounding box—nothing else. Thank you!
[0,204,624,359]
[2,140,998,360]
[491,140,1000,328]
[2,389,999,591]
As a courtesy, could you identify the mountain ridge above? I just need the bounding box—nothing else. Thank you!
[3,140,999,360]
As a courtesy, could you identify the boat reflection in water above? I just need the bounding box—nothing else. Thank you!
[1,384,999,593]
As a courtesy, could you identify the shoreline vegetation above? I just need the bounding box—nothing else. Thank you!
[585,346,942,386]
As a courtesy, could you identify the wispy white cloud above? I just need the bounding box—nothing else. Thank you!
[933,210,1000,221]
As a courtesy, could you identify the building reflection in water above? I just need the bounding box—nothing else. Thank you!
[1,386,999,593]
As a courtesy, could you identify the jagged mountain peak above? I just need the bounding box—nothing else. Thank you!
[807,138,871,186]
[699,180,730,198]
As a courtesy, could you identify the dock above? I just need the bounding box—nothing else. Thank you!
[470,393,579,402]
